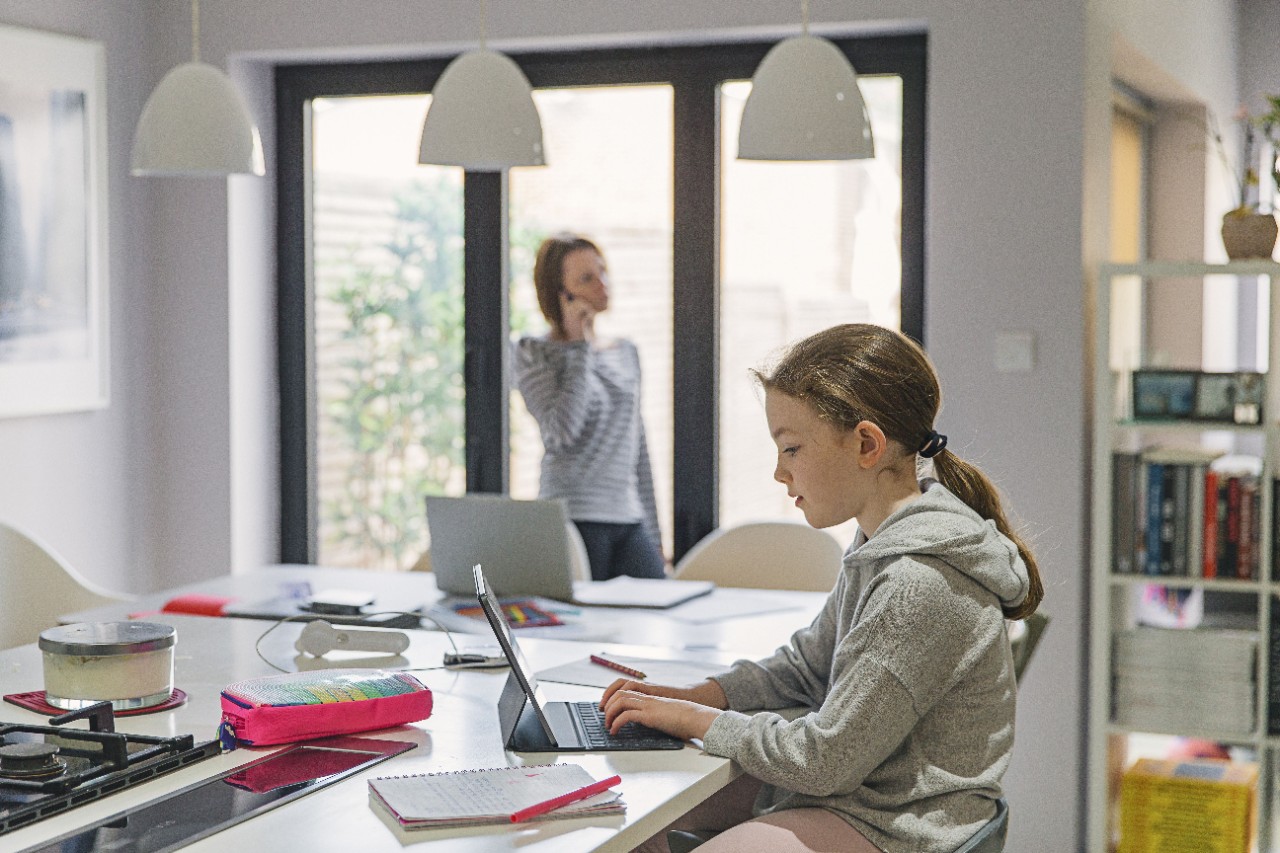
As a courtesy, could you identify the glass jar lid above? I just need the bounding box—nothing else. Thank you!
[38,622,176,657]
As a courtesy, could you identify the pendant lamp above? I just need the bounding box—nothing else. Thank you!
[131,0,265,177]
[738,0,874,161]
[418,0,544,170]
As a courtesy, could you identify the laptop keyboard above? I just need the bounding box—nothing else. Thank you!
[573,702,686,750]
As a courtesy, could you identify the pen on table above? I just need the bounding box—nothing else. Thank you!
[509,774,623,823]
[590,654,647,680]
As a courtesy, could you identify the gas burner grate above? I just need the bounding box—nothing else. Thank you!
[0,703,220,837]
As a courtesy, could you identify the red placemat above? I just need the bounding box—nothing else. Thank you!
[3,688,188,717]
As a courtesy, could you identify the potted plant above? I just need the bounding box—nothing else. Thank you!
[1214,99,1280,260]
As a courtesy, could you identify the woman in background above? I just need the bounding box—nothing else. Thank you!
[514,233,665,581]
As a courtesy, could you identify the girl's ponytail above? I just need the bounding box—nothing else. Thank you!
[931,449,1043,620]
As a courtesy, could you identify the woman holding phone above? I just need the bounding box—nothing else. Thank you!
[513,233,665,581]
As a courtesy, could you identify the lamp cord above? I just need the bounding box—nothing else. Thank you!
[480,0,488,48]
[191,0,200,63]
[801,0,810,35]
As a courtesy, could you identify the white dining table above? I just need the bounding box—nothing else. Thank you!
[4,568,827,852]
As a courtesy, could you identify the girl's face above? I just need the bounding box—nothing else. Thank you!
[561,248,610,311]
[765,390,865,530]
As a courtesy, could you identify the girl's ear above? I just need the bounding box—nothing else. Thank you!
[852,420,888,468]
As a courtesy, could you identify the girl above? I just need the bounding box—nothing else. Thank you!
[513,233,665,581]
[602,323,1043,853]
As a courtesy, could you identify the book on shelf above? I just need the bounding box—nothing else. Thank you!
[1274,478,1280,583]
[367,763,625,829]
[1110,448,1262,580]
[1113,451,1141,574]
[1118,757,1257,853]
[1267,598,1280,735]
[1133,586,1202,629]
[1112,627,1257,736]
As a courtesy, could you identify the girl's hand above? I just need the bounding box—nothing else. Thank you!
[600,677,728,709]
[599,678,729,741]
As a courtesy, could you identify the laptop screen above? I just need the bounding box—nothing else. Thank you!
[472,565,557,743]
[427,495,577,600]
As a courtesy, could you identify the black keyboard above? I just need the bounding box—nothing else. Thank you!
[572,702,685,750]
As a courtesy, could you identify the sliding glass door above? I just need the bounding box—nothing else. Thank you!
[276,36,926,569]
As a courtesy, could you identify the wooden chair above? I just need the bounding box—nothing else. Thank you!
[0,520,134,650]
[672,521,843,592]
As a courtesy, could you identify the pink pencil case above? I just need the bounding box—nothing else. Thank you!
[220,669,432,746]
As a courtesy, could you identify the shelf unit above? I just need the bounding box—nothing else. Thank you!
[1090,260,1280,852]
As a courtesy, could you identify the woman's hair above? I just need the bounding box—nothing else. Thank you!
[756,323,1043,620]
[532,233,603,332]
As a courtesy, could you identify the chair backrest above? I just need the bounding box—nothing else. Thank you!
[672,521,844,592]
[1010,610,1050,683]
[953,797,1008,853]
[0,521,134,651]
[565,522,591,582]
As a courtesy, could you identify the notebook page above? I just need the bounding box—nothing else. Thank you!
[369,763,620,825]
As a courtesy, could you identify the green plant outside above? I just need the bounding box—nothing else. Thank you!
[318,176,542,569]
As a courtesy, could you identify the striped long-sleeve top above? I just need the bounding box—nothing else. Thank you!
[512,336,660,545]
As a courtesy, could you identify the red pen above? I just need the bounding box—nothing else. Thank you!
[509,774,623,823]
[590,654,647,680]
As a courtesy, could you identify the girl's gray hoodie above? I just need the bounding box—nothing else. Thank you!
[702,481,1031,853]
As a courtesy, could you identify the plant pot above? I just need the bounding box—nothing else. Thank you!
[1221,211,1279,260]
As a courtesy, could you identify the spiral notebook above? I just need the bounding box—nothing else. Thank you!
[367,763,625,829]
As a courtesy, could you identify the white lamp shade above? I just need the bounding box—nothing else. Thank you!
[738,35,875,161]
[131,62,265,177]
[419,49,545,170]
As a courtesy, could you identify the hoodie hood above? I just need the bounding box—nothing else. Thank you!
[845,480,1029,608]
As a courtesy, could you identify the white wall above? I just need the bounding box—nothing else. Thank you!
[1241,0,1280,142]
[0,1,1254,850]
[0,0,162,593]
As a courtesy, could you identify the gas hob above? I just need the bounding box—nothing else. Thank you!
[0,702,219,837]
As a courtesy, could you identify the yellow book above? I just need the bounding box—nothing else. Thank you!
[1119,758,1257,853]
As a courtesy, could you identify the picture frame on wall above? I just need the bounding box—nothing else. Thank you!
[0,24,108,419]
[1132,370,1198,420]
[1194,371,1264,425]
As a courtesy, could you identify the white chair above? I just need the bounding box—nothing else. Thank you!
[673,521,844,593]
[0,521,135,650]
[566,522,592,582]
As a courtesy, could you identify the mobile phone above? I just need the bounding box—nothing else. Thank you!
[301,589,376,616]
[443,647,508,668]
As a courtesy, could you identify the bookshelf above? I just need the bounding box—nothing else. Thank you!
[1090,260,1280,852]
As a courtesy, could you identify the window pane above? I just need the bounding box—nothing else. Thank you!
[508,85,675,557]
[718,76,904,549]
[311,95,465,570]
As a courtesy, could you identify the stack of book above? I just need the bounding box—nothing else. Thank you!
[1111,449,1263,579]
[1119,757,1257,853]
[1113,627,1257,735]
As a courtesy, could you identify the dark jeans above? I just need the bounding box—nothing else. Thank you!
[573,521,665,581]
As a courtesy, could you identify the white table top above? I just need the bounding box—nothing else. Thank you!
[60,565,826,661]
[6,570,827,852]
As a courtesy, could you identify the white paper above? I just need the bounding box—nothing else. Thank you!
[535,655,732,689]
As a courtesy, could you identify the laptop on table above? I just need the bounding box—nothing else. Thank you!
[426,495,713,607]
[473,564,685,752]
